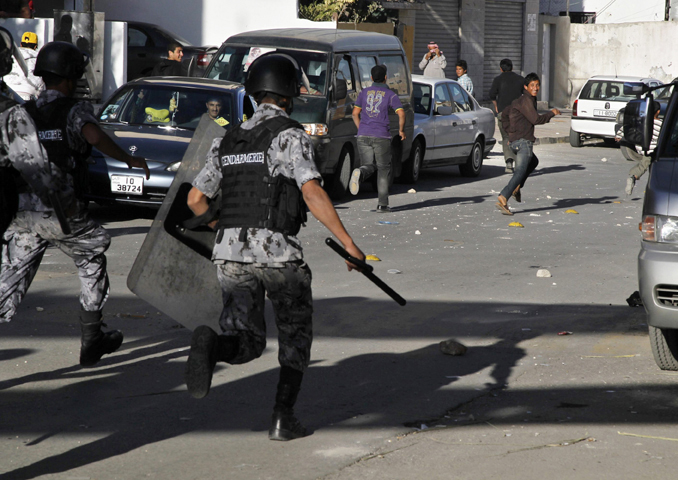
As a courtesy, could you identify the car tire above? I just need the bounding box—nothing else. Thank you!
[459,140,483,177]
[327,147,352,200]
[649,325,678,371]
[621,144,644,162]
[401,139,423,184]
[569,128,582,148]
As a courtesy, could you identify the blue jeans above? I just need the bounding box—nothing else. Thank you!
[500,139,539,200]
[356,136,391,206]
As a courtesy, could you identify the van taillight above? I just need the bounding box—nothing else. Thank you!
[197,54,209,67]
[572,99,578,117]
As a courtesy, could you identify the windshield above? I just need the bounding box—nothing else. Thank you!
[207,45,329,96]
[580,80,639,103]
[100,86,234,130]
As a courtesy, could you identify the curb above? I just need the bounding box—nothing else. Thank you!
[534,136,569,145]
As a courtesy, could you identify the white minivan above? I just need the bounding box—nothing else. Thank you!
[570,75,662,147]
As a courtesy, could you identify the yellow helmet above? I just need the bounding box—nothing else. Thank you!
[21,32,38,45]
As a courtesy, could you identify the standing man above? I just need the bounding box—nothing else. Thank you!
[1,41,150,366]
[489,58,525,173]
[349,64,406,212]
[455,60,474,97]
[151,41,185,77]
[3,31,44,100]
[418,42,446,78]
[184,54,365,441]
[496,73,560,216]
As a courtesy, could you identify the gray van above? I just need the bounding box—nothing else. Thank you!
[203,28,415,198]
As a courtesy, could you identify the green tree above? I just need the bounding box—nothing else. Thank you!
[299,0,388,23]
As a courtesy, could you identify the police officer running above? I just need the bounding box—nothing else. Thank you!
[184,54,365,441]
[0,41,150,367]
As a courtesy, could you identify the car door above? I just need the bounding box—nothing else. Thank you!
[429,82,462,163]
[448,82,476,158]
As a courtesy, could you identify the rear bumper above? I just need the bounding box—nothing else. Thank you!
[571,117,616,138]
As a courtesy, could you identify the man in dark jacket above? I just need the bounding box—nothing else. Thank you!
[495,72,560,216]
[489,58,524,173]
[151,41,186,77]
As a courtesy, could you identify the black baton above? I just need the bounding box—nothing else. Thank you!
[325,237,406,306]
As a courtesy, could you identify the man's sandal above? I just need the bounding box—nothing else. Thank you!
[495,202,513,216]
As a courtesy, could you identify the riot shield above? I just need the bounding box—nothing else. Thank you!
[127,115,225,332]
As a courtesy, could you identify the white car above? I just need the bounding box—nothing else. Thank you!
[404,75,496,183]
[570,75,662,147]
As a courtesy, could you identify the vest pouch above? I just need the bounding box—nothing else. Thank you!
[272,177,306,236]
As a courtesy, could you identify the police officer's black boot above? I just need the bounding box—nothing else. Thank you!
[79,310,123,367]
[185,326,239,399]
[269,366,307,441]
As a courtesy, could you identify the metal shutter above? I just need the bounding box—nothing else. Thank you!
[413,0,459,79]
[483,0,524,100]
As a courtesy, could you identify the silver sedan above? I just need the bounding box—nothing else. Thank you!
[401,75,496,183]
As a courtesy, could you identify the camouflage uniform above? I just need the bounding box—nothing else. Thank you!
[0,90,110,322]
[192,103,321,371]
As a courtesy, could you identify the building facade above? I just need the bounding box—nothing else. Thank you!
[540,0,669,23]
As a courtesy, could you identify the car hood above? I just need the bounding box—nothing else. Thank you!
[97,124,193,165]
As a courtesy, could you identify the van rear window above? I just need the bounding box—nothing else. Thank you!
[579,81,636,102]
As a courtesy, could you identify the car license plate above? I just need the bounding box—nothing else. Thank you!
[593,109,617,118]
[111,175,143,195]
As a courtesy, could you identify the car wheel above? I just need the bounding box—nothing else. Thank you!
[459,140,483,177]
[327,147,352,200]
[621,144,644,162]
[401,139,423,184]
[649,325,678,371]
[569,128,582,148]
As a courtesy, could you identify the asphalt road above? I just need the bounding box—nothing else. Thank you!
[2,141,676,480]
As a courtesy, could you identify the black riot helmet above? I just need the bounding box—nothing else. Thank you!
[244,53,300,98]
[34,41,89,80]
[0,27,14,77]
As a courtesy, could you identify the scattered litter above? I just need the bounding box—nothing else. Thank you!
[446,375,462,379]
[582,354,638,358]
[536,269,552,278]
[558,331,573,336]
[529,213,541,217]
[627,291,643,307]
[387,269,402,274]
[415,230,421,235]
[602,158,608,162]
[36,307,44,312]
[444,239,455,242]
[547,195,552,199]
[433,227,437,230]
[565,209,579,214]
[618,432,678,442]
[378,220,399,225]
[613,201,621,204]
[365,255,381,262]
[407,188,417,194]
[509,222,524,228]
[440,339,467,356]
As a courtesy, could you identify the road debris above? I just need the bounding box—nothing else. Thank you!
[618,432,678,442]
[415,230,421,235]
[536,269,552,277]
[626,291,643,307]
[439,339,467,356]
[365,255,381,261]
[602,158,608,162]
[378,221,399,225]
[509,222,524,228]
[582,354,638,358]
[408,188,416,193]
[35,307,44,312]
[565,209,579,214]
[558,331,573,336]
[387,269,402,274]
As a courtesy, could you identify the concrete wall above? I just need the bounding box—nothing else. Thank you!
[539,0,666,23]
[559,21,678,107]
[524,0,540,73]
[93,0,333,47]
[459,0,485,97]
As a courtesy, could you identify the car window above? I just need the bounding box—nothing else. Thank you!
[100,86,235,131]
[128,27,151,47]
[336,57,354,92]
[413,83,431,115]
[579,80,635,102]
[356,56,377,89]
[243,95,256,122]
[379,55,409,95]
[206,45,329,95]
[434,84,452,115]
[448,82,472,112]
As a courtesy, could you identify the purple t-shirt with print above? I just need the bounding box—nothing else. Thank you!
[355,83,403,139]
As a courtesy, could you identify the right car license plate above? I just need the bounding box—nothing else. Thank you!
[593,109,617,118]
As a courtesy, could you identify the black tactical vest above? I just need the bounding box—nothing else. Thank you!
[24,97,92,199]
[216,116,308,237]
[0,96,21,237]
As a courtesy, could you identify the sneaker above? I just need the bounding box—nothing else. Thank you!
[185,325,219,399]
[376,205,392,213]
[625,176,636,195]
[349,168,362,195]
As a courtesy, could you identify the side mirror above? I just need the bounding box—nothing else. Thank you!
[334,78,347,101]
[435,105,453,116]
[623,82,647,97]
[623,97,654,152]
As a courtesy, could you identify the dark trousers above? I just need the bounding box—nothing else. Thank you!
[500,139,539,200]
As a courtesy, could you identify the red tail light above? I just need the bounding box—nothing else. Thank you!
[572,99,578,117]
[197,53,209,67]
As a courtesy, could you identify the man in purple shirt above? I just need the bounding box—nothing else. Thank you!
[350,65,405,212]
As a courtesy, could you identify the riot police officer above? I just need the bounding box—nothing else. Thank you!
[185,53,365,441]
[0,41,150,367]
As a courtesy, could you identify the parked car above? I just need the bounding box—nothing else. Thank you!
[622,79,678,370]
[86,77,255,207]
[203,28,415,198]
[124,21,216,80]
[570,75,662,148]
[407,75,496,182]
